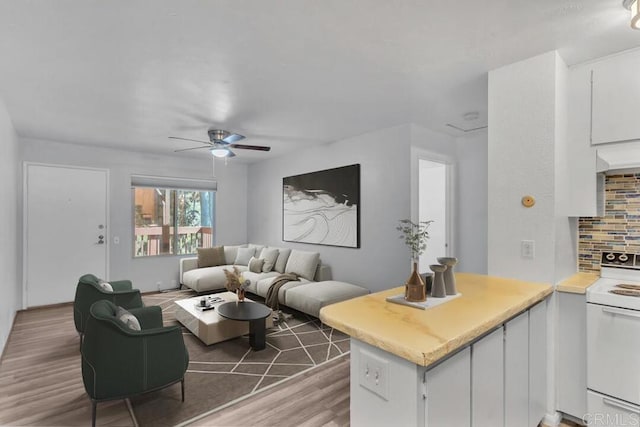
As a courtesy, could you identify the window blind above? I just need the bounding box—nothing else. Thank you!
[130,174,217,191]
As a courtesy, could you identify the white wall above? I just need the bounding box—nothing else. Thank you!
[247,125,412,292]
[455,130,488,274]
[0,97,20,356]
[488,52,558,284]
[21,138,247,293]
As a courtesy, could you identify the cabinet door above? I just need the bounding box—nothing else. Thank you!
[471,327,504,427]
[557,293,587,418]
[591,51,640,145]
[529,302,547,426]
[425,347,471,427]
[505,312,529,427]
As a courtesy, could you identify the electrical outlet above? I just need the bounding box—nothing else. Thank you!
[521,240,535,259]
[156,281,162,291]
[358,348,389,400]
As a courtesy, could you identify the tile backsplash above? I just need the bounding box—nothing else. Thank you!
[578,174,640,273]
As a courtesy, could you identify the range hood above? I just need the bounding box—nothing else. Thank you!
[596,145,640,175]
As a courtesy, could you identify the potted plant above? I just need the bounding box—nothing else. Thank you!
[397,219,433,302]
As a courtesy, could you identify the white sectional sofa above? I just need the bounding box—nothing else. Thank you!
[179,243,368,317]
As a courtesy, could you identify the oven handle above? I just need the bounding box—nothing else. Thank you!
[603,397,640,414]
[602,306,640,319]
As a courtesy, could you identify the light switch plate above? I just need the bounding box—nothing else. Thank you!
[358,348,389,401]
[521,240,535,259]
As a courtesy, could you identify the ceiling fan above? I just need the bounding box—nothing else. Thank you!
[170,129,271,158]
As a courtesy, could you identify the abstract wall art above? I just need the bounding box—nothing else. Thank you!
[283,164,360,248]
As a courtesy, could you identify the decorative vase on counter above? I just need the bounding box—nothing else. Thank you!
[236,288,246,302]
[405,261,427,302]
[437,257,458,295]
[429,264,447,298]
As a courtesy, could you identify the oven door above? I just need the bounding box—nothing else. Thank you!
[587,303,640,405]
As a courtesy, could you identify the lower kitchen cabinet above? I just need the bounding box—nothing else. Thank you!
[557,292,587,419]
[505,311,530,427]
[349,300,548,427]
[471,327,504,427]
[425,347,471,426]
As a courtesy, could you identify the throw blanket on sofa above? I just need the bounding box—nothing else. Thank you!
[265,273,299,310]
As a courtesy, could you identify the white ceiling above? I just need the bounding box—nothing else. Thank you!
[0,1,638,162]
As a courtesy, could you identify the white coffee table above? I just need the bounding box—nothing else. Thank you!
[174,291,273,345]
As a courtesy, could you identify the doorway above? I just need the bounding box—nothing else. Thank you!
[24,163,109,307]
[418,158,451,271]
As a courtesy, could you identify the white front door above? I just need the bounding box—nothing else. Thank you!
[24,163,108,307]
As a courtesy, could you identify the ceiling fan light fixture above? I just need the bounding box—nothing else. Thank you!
[623,0,640,29]
[210,147,230,158]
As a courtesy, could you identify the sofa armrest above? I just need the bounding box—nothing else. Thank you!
[180,257,199,283]
[129,305,163,329]
[110,280,133,291]
[314,264,332,282]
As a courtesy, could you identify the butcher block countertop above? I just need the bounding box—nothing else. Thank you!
[555,272,599,294]
[319,273,552,367]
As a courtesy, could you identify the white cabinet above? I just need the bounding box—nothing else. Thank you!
[591,50,640,145]
[425,347,471,427]
[587,391,640,426]
[471,327,504,427]
[505,311,530,427]
[529,302,547,426]
[557,292,587,418]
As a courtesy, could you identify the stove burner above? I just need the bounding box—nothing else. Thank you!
[616,284,640,291]
[609,289,640,297]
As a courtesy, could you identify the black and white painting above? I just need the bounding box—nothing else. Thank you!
[283,164,360,248]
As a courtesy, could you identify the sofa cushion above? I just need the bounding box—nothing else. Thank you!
[255,276,310,301]
[224,245,246,265]
[248,257,264,273]
[285,250,320,281]
[248,243,265,255]
[259,247,279,272]
[234,247,255,266]
[197,246,225,268]
[115,306,141,331]
[285,281,370,318]
[273,247,292,273]
[182,265,248,293]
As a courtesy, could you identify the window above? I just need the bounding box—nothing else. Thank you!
[131,176,216,257]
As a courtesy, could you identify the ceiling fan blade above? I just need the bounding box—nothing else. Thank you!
[169,136,211,145]
[229,143,271,151]
[222,133,245,143]
[174,145,212,153]
[226,149,236,157]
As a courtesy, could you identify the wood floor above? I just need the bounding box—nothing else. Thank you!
[0,303,580,427]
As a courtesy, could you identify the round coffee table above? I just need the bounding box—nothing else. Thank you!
[216,301,272,350]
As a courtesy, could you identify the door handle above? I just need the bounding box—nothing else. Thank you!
[603,397,640,414]
[602,306,640,319]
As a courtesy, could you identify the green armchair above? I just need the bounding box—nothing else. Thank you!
[81,300,189,427]
[73,273,143,335]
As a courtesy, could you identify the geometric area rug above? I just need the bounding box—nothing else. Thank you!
[129,289,350,427]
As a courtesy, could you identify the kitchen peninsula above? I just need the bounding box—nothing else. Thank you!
[320,273,553,427]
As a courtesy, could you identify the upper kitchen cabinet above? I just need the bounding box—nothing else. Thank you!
[591,49,640,145]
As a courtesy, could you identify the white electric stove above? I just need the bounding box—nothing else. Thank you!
[587,252,640,422]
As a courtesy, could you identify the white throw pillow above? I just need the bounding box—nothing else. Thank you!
[234,247,256,265]
[285,250,320,281]
[224,244,246,264]
[98,279,113,292]
[248,243,265,255]
[274,247,292,273]
[115,306,141,331]
[259,247,279,272]
[248,257,265,273]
